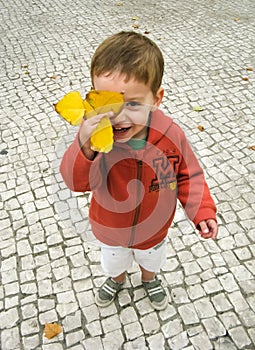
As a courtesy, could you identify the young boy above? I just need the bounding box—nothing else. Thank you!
[60,31,218,310]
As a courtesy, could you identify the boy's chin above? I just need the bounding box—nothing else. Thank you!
[114,137,130,143]
[113,131,131,143]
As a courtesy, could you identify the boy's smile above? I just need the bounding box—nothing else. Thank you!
[93,72,164,143]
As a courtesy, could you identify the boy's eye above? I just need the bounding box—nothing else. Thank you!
[125,101,141,108]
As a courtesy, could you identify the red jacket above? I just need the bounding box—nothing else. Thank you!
[60,109,216,249]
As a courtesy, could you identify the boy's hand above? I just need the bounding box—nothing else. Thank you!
[79,112,113,159]
[198,219,218,240]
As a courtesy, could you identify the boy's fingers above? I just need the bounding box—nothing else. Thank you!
[207,219,218,239]
[199,221,209,234]
[199,220,212,239]
[198,220,218,240]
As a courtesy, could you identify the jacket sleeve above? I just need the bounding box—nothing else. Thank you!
[175,128,217,227]
[59,130,102,192]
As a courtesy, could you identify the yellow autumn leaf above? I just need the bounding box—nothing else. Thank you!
[55,91,85,126]
[44,323,62,339]
[55,90,124,153]
[90,116,113,153]
[85,90,124,116]
[85,90,124,153]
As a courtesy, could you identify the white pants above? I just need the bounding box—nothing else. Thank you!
[101,240,167,277]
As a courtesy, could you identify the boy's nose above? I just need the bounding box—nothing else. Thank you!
[112,109,127,125]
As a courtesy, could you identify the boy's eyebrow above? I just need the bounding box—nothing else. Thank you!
[124,94,144,101]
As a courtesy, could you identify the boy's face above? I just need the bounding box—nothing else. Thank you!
[93,72,164,142]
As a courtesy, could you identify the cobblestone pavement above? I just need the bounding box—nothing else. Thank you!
[1,0,255,349]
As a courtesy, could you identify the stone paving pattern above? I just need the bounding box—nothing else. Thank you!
[0,0,255,349]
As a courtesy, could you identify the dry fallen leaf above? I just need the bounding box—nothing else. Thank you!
[246,67,253,71]
[192,105,204,112]
[198,125,205,132]
[51,74,58,79]
[132,24,140,29]
[242,77,249,81]
[248,145,255,151]
[44,323,62,339]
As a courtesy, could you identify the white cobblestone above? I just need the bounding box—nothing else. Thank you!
[120,307,138,325]
[230,265,254,282]
[178,304,199,325]
[20,318,40,336]
[82,304,100,323]
[140,312,160,334]
[187,284,206,300]
[202,316,226,339]
[219,273,239,292]
[239,309,255,327]
[124,321,144,341]
[21,304,38,319]
[82,337,103,350]
[102,329,125,350]
[219,311,241,330]
[147,332,165,350]
[194,298,216,319]
[56,302,78,318]
[213,337,237,350]
[162,318,183,338]
[0,327,20,350]
[123,337,147,350]
[228,291,250,313]
[228,326,252,349]
[168,331,189,350]
[65,330,85,347]
[39,309,58,325]
[86,320,103,337]
[22,334,40,349]
[0,308,19,329]
[102,314,122,333]
[190,331,212,350]
[211,293,232,312]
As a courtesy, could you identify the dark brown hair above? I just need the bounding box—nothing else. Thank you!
[90,31,164,95]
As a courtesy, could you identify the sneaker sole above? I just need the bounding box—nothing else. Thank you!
[150,295,169,311]
[95,290,115,307]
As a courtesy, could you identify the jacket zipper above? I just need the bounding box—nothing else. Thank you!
[128,160,143,247]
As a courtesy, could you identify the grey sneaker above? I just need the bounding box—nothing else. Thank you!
[143,276,168,310]
[95,277,123,307]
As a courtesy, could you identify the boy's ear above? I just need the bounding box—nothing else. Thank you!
[154,87,164,108]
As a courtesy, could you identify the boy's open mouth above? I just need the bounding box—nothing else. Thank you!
[113,126,131,134]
